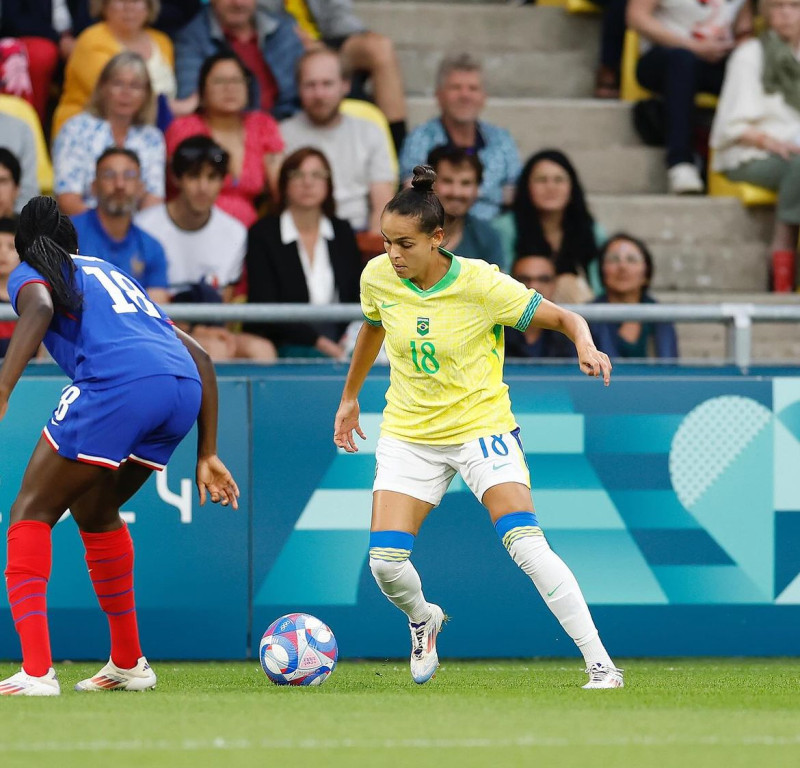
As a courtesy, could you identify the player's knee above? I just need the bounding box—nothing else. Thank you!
[368,530,415,584]
[494,511,545,553]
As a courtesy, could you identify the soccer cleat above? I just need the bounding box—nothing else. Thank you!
[74,656,157,692]
[409,603,445,684]
[582,662,624,689]
[0,667,60,696]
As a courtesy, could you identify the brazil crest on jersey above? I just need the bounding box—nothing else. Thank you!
[360,250,542,444]
[8,255,199,387]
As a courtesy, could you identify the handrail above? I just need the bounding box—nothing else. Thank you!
[1,302,799,369]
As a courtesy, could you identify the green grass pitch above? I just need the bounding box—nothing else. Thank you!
[1,659,799,768]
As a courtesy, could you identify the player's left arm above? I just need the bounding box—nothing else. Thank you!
[531,299,612,386]
[0,283,54,421]
[174,326,240,508]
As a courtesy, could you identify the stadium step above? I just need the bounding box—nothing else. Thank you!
[590,196,773,292]
[355,3,599,97]
[652,292,800,362]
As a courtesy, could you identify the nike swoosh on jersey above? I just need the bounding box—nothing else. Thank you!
[381,302,400,308]
[492,462,511,470]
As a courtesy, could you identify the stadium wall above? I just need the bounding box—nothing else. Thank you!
[1,364,800,660]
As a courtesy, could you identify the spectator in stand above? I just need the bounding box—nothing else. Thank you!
[153,0,201,36]
[166,52,284,228]
[399,53,521,221]
[0,145,36,215]
[71,147,170,304]
[261,0,407,152]
[592,0,627,99]
[54,51,165,215]
[627,0,753,194]
[137,136,276,361]
[426,145,502,266]
[710,0,800,292]
[245,146,361,358]
[493,149,605,300]
[52,0,184,138]
[0,1,92,123]
[280,47,396,235]
[591,233,678,359]
[174,0,303,121]
[505,255,576,359]
[0,216,20,358]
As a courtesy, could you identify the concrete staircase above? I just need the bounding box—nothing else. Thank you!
[354,1,800,360]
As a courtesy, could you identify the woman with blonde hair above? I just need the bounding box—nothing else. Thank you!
[711,0,800,291]
[53,51,165,215]
[52,0,187,138]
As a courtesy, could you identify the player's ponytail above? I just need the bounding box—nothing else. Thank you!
[384,164,445,235]
[15,196,82,314]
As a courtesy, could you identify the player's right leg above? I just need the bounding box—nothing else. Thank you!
[1,438,108,696]
[69,462,157,692]
[370,437,455,684]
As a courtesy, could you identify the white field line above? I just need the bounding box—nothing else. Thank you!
[2,735,800,752]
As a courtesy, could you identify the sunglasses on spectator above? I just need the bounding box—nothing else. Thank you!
[108,80,147,93]
[515,274,555,286]
[174,146,228,167]
[287,170,331,182]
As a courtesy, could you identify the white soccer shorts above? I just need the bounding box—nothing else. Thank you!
[373,428,531,506]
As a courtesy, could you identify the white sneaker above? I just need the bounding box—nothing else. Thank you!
[74,656,157,692]
[582,662,624,689]
[667,163,704,194]
[409,603,445,684]
[0,667,60,696]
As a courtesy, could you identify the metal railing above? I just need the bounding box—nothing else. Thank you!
[2,302,799,370]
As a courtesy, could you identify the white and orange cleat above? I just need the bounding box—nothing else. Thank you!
[409,603,445,684]
[0,667,60,696]
[74,656,157,692]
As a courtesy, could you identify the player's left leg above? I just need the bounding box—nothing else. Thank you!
[483,482,623,689]
[1,439,110,696]
[69,462,157,692]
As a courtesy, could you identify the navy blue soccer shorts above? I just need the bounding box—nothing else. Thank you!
[42,375,202,470]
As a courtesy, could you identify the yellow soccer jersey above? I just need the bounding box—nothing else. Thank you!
[361,250,542,444]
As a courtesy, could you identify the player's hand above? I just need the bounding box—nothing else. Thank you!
[334,398,366,453]
[196,455,240,510]
[577,344,612,386]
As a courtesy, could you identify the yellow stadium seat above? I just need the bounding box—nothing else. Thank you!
[339,98,398,177]
[565,0,602,13]
[707,150,777,206]
[0,94,53,195]
[620,29,718,108]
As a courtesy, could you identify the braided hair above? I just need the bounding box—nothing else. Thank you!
[15,196,82,314]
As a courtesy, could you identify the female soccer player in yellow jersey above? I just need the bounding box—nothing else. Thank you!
[333,166,623,689]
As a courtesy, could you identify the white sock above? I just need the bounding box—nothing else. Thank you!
[369,557,431,624]
[506,532,614,668]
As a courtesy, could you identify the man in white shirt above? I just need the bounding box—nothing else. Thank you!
[136,136,275,360]
[279,47,397,234]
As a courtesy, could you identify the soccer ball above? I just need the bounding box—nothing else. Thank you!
[259,613,338,686]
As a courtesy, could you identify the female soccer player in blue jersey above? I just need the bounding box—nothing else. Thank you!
[0,197,238,696]
[334,167,623,689]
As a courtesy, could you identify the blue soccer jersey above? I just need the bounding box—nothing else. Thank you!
[8,255,199,387]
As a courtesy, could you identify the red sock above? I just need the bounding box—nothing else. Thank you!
[5,521,53,677]
[80,523,142,670]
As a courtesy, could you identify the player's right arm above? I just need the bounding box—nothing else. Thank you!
[0,283,54,422]
[334,321,385,453]
[174,327,240,509]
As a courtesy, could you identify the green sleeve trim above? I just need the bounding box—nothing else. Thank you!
[363,314,383,327]
[513,292,542,332]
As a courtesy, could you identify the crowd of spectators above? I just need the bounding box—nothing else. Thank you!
[12,0,800,363]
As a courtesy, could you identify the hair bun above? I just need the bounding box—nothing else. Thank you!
[410,165,436,193]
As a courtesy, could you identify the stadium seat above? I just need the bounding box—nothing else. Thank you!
[620,29,718,109]
[706,150,777,206]
[0,93,54,195]
[340,98,398,176]
[565,0,602,13]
